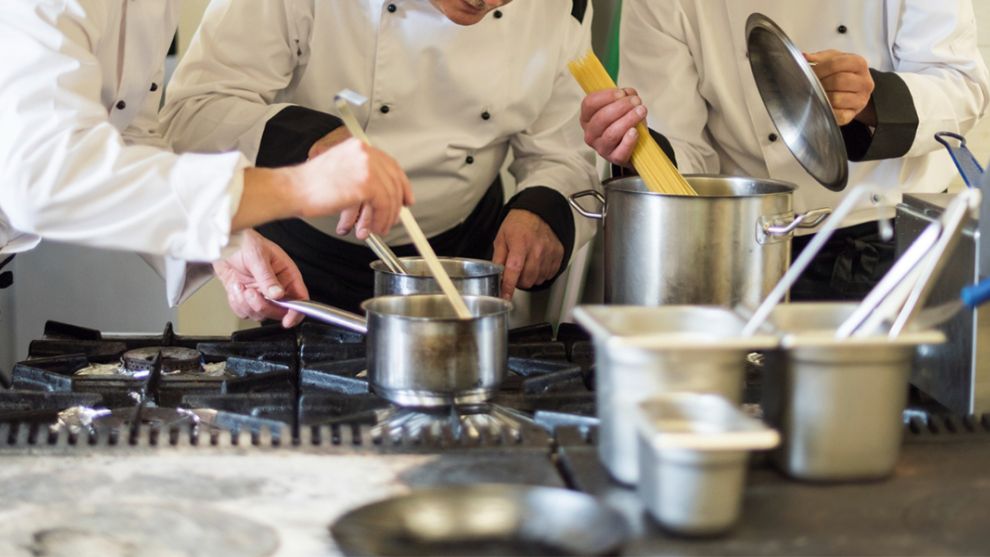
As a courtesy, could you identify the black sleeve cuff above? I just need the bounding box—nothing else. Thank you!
[255,106,344,168]
[842,69,919,162]
[498,186,576,291]
[610,127,678,178]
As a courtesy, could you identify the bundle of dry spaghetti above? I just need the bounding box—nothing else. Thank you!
[568,51,697,196]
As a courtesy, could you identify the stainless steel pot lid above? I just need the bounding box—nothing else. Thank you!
[746,13,849,192]
[329,484,628,556]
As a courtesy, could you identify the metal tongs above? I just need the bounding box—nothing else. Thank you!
[836,188,981,337]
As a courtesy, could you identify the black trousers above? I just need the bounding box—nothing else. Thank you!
[790,220,896,302]
[258,181,504,313]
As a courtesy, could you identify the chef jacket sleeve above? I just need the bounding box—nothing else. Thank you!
[845,0,990,161]
[161,0,339,165]
[505,2,600,279]
[618,0,722,175]
[0,3,247,263]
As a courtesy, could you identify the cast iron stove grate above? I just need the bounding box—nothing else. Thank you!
[0,320,597,450]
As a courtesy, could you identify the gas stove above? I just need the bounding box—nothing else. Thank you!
[3,321,990,556]
[0,319,597,450]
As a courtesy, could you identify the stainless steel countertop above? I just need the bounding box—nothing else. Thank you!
[0,445,564,557]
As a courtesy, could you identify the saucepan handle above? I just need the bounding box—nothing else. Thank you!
[267,299,368,334]
[935,131,984,188]
[568,190,606,220]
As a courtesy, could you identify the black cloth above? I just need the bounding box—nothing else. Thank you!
[257,181,504,313]
[790,221,896,302]
[842,69,919,162]
[256,106,344,168]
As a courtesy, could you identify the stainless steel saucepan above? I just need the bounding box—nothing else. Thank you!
[371,257,502,297]
[271,295,511,407]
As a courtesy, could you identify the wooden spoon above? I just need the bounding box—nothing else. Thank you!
[334,90,472,319]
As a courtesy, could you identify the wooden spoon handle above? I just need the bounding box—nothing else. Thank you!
[398,207,473,319]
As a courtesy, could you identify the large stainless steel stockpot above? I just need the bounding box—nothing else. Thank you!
[371,257,502,298]
[569,175,829,307]
[273,295,511,407]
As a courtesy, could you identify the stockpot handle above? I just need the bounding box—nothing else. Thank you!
[266,298,368,334]
[763,207,832,237]
[568,190,606,220]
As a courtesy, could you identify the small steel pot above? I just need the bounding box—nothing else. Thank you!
[371,257,502,297]
[274,295,511,407]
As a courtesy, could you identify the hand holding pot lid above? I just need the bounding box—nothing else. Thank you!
[746,13,849,191]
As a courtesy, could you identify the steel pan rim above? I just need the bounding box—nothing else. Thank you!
[370,257,504,279]
[603,174,796,199]
[362,294,512,323]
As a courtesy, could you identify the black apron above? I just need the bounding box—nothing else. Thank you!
[790,220,896,302]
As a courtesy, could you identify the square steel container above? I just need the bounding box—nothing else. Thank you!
[763,303,945,481]
[574,306,778,485]
[636,394,779,536]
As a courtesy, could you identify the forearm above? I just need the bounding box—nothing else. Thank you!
[231,166,303,231]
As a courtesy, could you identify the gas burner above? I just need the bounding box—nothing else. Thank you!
[50,406,202,434]
[123,347,202,375]
[368,404,544,442]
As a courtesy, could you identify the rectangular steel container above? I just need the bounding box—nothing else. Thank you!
[636,394,779,536]
[574,305,778,485]
[763,303,944,481]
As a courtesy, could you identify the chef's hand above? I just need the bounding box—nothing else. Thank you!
[213,230,309,328]
[308,127,352,160]
[295,138,414,240]
[579,87,647,166]
[806,50,876,127]
[492,210,564,300]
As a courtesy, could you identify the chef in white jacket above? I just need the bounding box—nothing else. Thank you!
[580,0,990,300]
[0,0,412,326]
[162,0,598,311]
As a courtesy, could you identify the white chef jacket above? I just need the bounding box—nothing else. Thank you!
[162,0,598,253]
[0,0,250,304]
[620,0,990,229]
